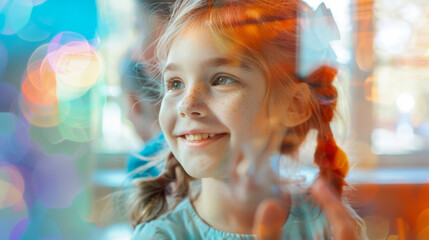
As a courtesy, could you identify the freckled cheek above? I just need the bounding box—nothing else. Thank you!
[239,96,268,132]
[212,94,253,130]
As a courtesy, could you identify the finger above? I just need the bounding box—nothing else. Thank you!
[311,178,359,240]
[253,198,288,240]
[239,127,284,189]
[310,177,341,207]
[311,178,348,223]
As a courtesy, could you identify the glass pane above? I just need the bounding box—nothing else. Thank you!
[371,0,429,154]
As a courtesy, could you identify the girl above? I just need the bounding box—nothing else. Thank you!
[128,0,367,239]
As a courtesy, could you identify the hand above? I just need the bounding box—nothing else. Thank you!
[229,126,285,203]
[252,178,362,240]
[226,126,287,236]
[252,198,289,240]
[311,177,361,240]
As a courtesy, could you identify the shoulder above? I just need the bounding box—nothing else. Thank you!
[131,198,256,240]
[131,199,195,240]
[131,221,170,240]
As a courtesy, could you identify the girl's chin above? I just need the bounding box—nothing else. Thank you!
[179,156,228,177]
[184,167,218,179]
[186,168,230,180]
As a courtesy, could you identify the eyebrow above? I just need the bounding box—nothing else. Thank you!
[164,57,252,73]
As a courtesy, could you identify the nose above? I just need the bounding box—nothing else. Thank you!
[178,87,208,118]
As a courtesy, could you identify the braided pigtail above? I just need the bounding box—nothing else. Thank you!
[280,66,349,195]
[314,129,349,195]
[306,66,349,195]
[127,153,192,228]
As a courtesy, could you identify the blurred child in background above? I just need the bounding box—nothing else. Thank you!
[121,0,177,178]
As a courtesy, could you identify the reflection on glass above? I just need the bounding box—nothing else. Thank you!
[371,0,429,154]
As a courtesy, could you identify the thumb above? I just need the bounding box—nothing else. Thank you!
[252,199,288,240]
[311,178,359,240]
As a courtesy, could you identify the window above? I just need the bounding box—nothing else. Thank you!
[351,0,429,167]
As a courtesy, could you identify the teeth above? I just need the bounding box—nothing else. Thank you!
[185,135,193,141]
[185,133,217,141]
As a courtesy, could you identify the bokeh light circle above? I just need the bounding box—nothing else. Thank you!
[0,82,18,112]
[356,38,374,72]
[416,208,429,235]
[17,19,51,42]
[30,0,47,6]
[47,31,91,72]
[0,41,7,77]
[9,218,29,240]
[0,164,25,209]
[364,215,390,240]
[0,112,30,164]
[21,32,105,140]
[364,75,379,102]
[418,226,429,240]
[9,217,63,239]
[19,61,62,128]
[55,43,103,100]
[0,0,8,11]
[0,0,33,35]
[33,156,82,208]
[0,216,27,240]
[22,60,58,107]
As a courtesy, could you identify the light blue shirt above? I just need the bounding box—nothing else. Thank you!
[132,194,332,240]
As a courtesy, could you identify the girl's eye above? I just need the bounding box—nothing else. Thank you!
[212,76,237,86]
[166,79,185,90]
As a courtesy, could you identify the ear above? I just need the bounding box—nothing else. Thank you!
[270,83,312,127]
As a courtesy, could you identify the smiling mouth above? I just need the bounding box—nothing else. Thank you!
[180,133,228,144]
[183,133,216,141]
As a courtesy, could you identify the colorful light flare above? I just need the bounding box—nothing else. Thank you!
[19,31,105,142]
[54,44,103,101]
[0,165,25,210]
[0,0,33,35]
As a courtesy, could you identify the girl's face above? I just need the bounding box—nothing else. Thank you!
[159,27,273,179]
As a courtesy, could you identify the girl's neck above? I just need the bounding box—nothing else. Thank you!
[193,178,253,234]
[192,178,291,235]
